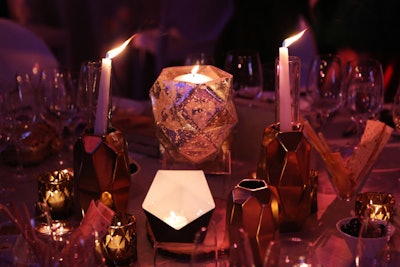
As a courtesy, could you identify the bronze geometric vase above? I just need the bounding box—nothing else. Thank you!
[256,123,317,232]
[226,178,280,266]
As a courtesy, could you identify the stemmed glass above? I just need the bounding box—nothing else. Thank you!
[184,52,215,66]
[224,49,263,99]
[391,84,400,133]
[41,67,81,166]
[306,54,344,130]
[0,73,40,181]
[263,237,320,267]
[345,58,384,140]
[77,60,101,130]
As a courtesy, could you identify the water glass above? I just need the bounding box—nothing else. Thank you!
[306,54,344,129]
[224,49,263,99]
[263,237,320,267]
[345,57,384,137]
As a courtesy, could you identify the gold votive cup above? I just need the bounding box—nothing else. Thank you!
[226,178,280,266]
[355,192,396,221]
[38,168,74,220]
[101,212,137,266]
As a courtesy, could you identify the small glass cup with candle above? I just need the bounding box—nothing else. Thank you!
[101,212,137,266]
[355,192,395,222]
[38,168,74,220]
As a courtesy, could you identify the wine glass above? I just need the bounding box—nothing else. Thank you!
[0,73,41,181]
[77,60,102,131]
[345,57,384,140]
[224,49,263,99]
[41,67,81,166]
[306,54,344,130]
[263,237,320,267]
[391,84,400,132]
[184,52,215,66]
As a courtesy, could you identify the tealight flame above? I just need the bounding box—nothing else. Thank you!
[191,65,200,76]
[282,29,306,48]
[106,34,136,59]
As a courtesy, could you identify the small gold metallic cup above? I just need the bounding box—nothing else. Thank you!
[355,192,395,221]
[38,168,74,220]
[101,212,137,266]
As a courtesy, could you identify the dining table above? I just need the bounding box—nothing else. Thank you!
[0,96,400,266]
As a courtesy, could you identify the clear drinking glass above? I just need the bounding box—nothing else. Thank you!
[306,54,344,129]
[392,84,400,133]
[77,60,102,130]
[41,67,81,166]
[263,237,320,267]
[184,52,215,66]
[224,49,263,99]
[345,57,384,139]
[0,73,40,181]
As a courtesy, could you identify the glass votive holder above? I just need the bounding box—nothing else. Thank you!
[101,212,137,266]
[38,168,74,220]
[355,192,396,221]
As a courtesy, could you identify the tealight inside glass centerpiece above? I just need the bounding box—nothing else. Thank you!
[149,65,237,174]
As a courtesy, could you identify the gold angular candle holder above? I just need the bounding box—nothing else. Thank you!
[73,129,131,213]
[256,123,316,232]
[226,178,280,266]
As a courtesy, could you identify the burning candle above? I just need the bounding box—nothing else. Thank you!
[46,189,65,210]
[278,30,306,132]
[174,65,212,83]
[355,192,395,221]
[94,35,136,135]
[163,211,188,230]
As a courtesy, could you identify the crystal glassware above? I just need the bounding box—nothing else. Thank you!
[345,57,384,139]
[0,73,41,181]
[224,49,263,99]
[41,67,81,166]
[263,237,320,267]
[306,54,344,129]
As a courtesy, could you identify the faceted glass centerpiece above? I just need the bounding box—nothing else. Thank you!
[149,65,238,173]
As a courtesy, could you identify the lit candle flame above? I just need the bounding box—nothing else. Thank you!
[191,65,200,77]
[282,29,306,47]
[170,210,177,217]
[106,34,136,59]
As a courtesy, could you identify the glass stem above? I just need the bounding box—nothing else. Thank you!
[15,142,25,178]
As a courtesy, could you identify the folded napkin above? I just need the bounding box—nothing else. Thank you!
[60,200,115,266]
[304,119,393,197]
[0,200,115,267]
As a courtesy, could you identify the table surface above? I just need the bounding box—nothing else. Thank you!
[1,98,400,266]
